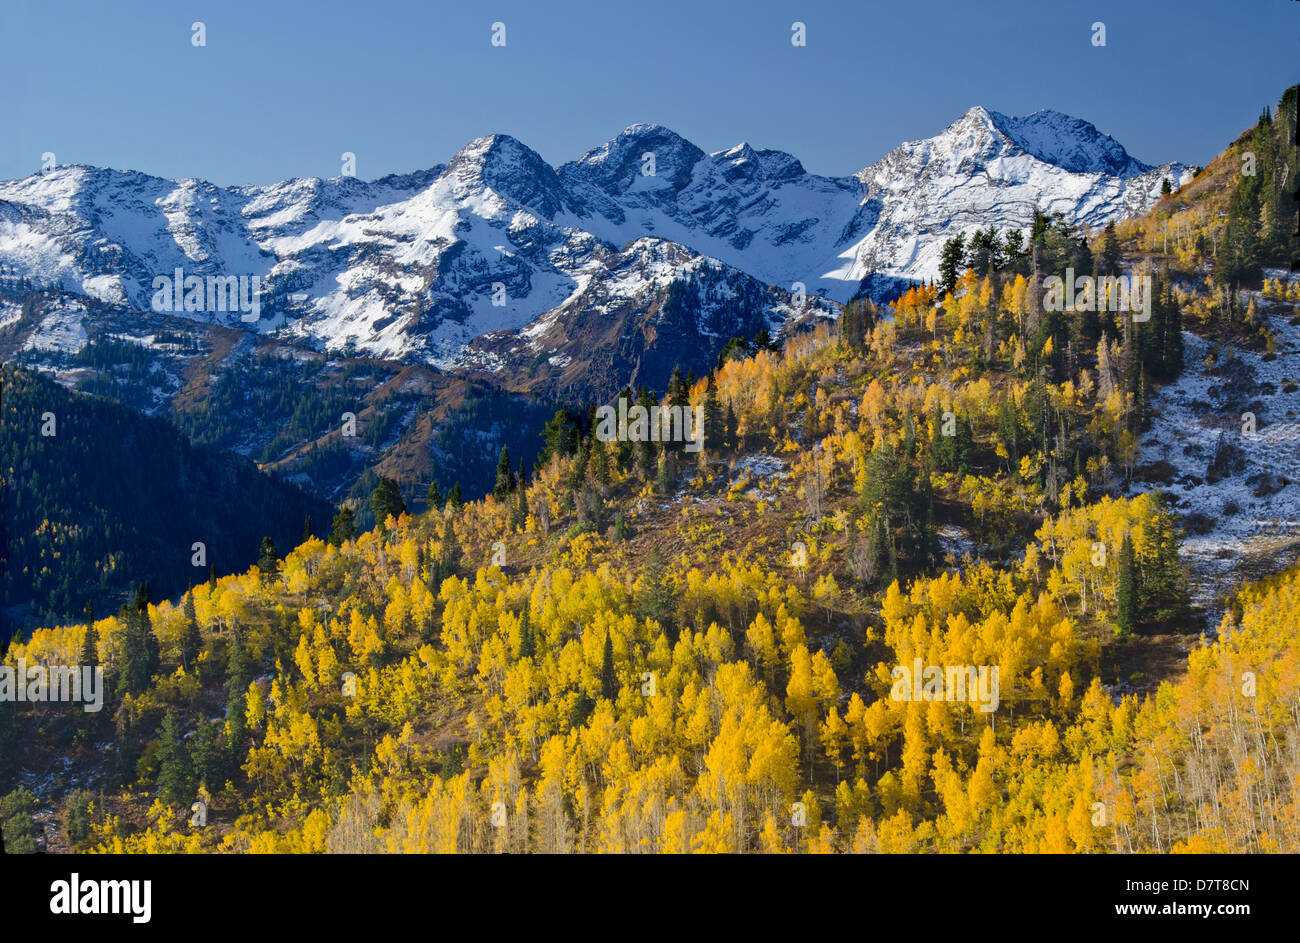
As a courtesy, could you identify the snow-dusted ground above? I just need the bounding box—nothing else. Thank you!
[938,524,977,560]
[1138,285,1300,621]
[20,301,87,353]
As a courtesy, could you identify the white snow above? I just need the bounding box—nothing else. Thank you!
[1138,290,1300,620]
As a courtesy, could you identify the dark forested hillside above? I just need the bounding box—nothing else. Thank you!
[0,364,334,629]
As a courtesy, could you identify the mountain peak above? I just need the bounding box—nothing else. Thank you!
[985,108,1151,177]
[445,133,567,216]
[562,124,705,193]
[715,142,806,182]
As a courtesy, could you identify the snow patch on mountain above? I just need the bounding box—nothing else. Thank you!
[1139,280,1300,621]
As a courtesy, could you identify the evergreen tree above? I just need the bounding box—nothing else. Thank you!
[841,296,875,349]
[591,439,610,486]
[938,233,967,297]
[569,440,590,492]
[447,482,464,511]
[80,604,98,667]
[1160,280,1184,379]
[156,710,193,805]
[329,506,357,546]
[438,520,461,581]
[302,515,314,543]
[1116,533,1139,636]
[667,367,689,409]
[635,389,657,481]
[665,368,690,455]
[117,589,159,697]
[427,480,443,512]
[512,479,528,530]
[189,719,221,793]
[636,550,677,641]
[257,537,279,577]
[600,630,617,701]
[612,387,634,473]
[1139,494,1189,626]
[1100,220,1121,275]
[703,378,724,452]
[655,448,674,494]
[224,633,250,764]
[539,410,579,465]
[180,593,202,673]
[723,402,739,451]
[517,608,535,660]
[370,477,406,529]
[0,789,37,853]
[493,445,515,500]
[226,633,250,701]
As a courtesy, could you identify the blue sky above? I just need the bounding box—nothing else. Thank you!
[1,0,1295,185]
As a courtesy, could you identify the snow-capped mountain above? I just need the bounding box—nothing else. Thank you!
[0,106,1189,376]
[839,107,1190,284]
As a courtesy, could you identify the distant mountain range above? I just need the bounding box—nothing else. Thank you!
[0,107,1189,381]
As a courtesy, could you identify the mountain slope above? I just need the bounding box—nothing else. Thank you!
[0,363,334,627]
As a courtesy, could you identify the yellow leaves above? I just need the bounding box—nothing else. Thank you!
[375,722,416,773]
[294,634,317,689]
[820,707,848,770]
[1011,720,1061,760]
[245,680,266,732]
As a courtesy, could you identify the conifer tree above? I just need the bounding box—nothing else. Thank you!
[703,379,724,452]
[370,477,406,529]
[156,709,192,805]
[438,520,461,581]
[180,593,202,673]
[938,233,966,298]
[637,550,676,641]
[600,631,617,701]
[723,402,739,451]
[494,445,515,499]
[512,479,528,530]
[257,537,279,577]
[517,608,535,659]
[329,506,357,546]
[189,718,221,793]
[80,604,98,667]
[1101,220,1121,274]
[1116,533,1139,636]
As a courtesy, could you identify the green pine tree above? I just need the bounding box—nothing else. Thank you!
[493,445,515,499]
[80,604,98,667]
[517,608,535,660]
[180,593,202,673]
[189,719,222,793]
[370,477,406,530]
[257,537,279,577]
[156,709,193,805]
[1116,533,1139,637]
[329,506,357,546]
[600,630,617,701]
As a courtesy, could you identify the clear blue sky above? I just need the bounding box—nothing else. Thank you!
[1,0,1295,185]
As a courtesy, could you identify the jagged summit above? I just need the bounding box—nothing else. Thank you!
[0,106,1189,368]
[986,108,1151,177]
